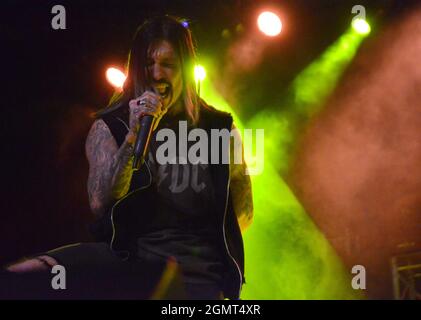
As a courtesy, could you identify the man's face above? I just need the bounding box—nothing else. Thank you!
[147,40,183,111]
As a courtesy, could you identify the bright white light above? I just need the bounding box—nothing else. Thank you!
[106,67,126,88]
[194,65,206,82]
[257,11,282,37]
[352,18,371,35]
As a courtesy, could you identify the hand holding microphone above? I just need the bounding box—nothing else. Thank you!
[128,91,166,170]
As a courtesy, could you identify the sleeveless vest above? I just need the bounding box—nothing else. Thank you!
[89,100,245,299]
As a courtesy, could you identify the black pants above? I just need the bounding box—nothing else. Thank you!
[38,242,223,300]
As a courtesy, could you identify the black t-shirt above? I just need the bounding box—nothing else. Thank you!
[136,111,225,285]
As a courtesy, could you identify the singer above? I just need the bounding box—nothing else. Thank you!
[4,16,253,300]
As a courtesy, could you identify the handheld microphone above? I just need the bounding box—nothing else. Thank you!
[132,115,155,170]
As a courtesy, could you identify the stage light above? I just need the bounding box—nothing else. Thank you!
[106,67,126,88]
[194,65,206,82]
[257,11,282,37]
[352,18,371,35]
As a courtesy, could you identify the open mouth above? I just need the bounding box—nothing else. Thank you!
[153,84,171,99]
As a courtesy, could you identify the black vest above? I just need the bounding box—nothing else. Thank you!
[89,100,245,299]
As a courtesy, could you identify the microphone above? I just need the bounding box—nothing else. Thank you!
[132,114,155,170]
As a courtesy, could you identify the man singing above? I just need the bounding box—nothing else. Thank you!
[5,15,253,300]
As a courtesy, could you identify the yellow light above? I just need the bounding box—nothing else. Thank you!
[352,18,371,35]
[257,11,282,37]
[106,67,126,88]
[194,65,206,82]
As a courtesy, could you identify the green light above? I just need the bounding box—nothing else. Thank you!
[292,26,365,118]
[195,27,370,297]
[194,65,206,82]
[352,18,371,35]
[199,67,363,300]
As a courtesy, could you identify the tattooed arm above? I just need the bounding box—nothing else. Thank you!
[85,119,136,217]
[229,124,254,232]
[85,91,164,217]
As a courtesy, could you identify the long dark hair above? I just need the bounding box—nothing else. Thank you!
[95,16,199,124]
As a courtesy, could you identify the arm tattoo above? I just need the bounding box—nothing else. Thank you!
[230,162,254,232]
[229,129,254,232]
[85,119,134,216]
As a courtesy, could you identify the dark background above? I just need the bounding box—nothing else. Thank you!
[0,0,416,274]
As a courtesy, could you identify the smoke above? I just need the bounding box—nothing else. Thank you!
[201,70,360,299]
[289,6,421,298]
[236,110,361,299]
[201,21,370,300]
[215,32,269,107]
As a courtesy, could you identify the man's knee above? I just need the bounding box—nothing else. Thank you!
[5,255,58,273]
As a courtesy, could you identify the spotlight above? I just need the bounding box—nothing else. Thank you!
[106,67,126,89]
[194,65,206,82]
[257,11,282,37]
[352,18,371,35]
[194,65,206,96]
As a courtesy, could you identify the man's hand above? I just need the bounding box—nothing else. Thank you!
[128,91,166,136]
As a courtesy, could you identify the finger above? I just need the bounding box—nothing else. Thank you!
[139,110,156,118]
[130,104,143,115]
[141,100,163,115]
[143,91,163,104]
[134,98,146,107]
[130,99,145,113]
[129,99,140,109]
[143,106,164,119]
[131,97,162,117]
[134,94,157,106]
[137,91,162,106]
[139,90,163,102]
[143,95,162,107]
[139,105,158,117]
